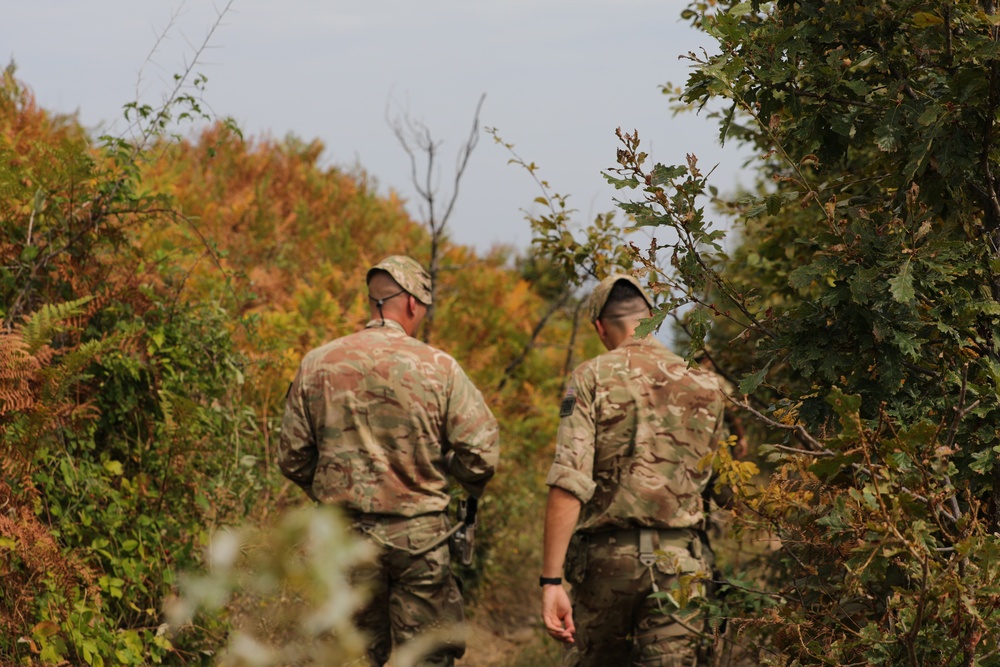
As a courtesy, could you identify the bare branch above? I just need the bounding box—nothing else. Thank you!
[386,94,486,342]
[439,93,486,228]
[766,443,834,457]
[130,0,235,152]
[945,363,976,450]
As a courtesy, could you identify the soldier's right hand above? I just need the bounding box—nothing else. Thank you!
[542,585,575,643]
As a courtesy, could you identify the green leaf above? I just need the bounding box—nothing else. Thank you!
[765,194,783,216]
[602,173,641,190]
[811,453,860,481]
[826,387,863,441]
[651,164,687,186]
[912,12,943,27]
[889,260,915,303]
[195,494,211,511]
[741,195,769,219]
[892,330,924,359]
[150,330,166,350]
[829,111,855,136]
[876,131,900,153]
[634,309,668,338]
[788,264,822,290]
[917,104,943,127]
[738,365,769,395]
[972,300,1000,316]
[816,498,848,529]
[727,1,754,16]
[685,307,713,361]
[20,245,39,262]
[843,80,869,97]
[970,448,994,474]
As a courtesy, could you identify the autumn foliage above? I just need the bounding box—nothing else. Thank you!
[0,63,589,664]
[10,3,1000,665]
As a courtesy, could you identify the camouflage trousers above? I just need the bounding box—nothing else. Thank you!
[562,528,711,667]
[349,512,465,667]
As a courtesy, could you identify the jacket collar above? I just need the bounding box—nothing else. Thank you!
[364,318,408,334]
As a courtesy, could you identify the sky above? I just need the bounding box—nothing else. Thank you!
[5,1,753,254]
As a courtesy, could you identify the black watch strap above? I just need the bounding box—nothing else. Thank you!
[539,576,562,587]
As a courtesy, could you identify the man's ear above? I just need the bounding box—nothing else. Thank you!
[595,318,623,351]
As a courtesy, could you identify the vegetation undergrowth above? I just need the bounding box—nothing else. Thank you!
[12,2,1000,666]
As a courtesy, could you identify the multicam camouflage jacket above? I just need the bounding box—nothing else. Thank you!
[546,335,726,532]
[279,319,499,517]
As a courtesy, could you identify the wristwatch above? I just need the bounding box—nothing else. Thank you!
[539,576,562,586]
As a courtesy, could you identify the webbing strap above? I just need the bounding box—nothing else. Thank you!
[355,517,463,557]
[638,528,658,566]
[639,528,665,611]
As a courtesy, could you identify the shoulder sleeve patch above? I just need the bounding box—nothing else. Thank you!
[559,387,576,418]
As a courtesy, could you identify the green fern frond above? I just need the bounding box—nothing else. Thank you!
[20,296,94,353]
[55,337,112,381]
[43,325,140,405]
[159,389,178,436]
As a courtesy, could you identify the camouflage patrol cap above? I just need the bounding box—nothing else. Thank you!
[588,274,653,322]
[366,255,433,305]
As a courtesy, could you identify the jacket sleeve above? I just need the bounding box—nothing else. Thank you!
[277,367,319,500]
[443,365,499,498]
[545,366,598,504]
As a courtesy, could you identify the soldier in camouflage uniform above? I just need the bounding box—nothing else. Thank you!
[278,255,500,667]
[540,274,726,667]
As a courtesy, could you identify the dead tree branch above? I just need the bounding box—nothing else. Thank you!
[387,93,486,342]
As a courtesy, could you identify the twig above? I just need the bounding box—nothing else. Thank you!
[26,206,35,248]
[440,93,486,228]
[945,363,971,448]
[766,443,833,458]
[728,395,829,453]
[498,289,571,390]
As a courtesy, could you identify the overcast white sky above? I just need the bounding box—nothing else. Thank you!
[5,1,752,254]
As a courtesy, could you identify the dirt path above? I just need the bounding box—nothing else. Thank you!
[455,584,561,667]
[458,622,542,667]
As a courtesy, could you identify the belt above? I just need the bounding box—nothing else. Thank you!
[344,510,457,557]
[344,510,444,526]
[583,527,697,550]
[582,527,702,568]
